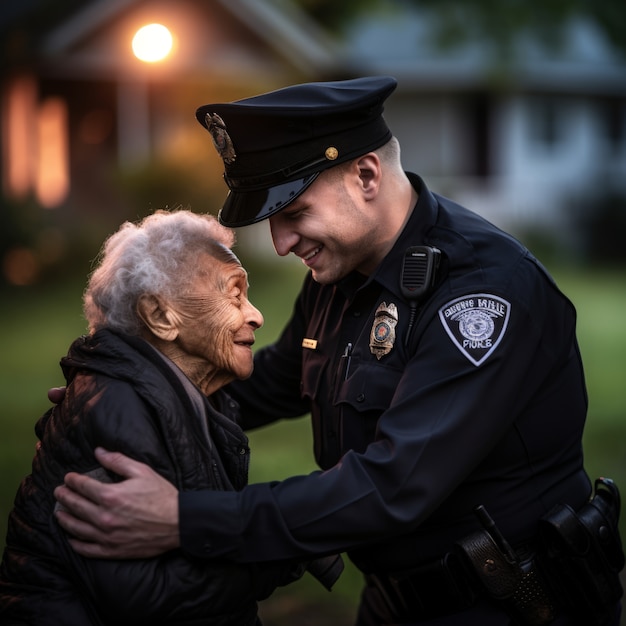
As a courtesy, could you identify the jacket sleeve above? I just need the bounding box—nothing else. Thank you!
[180,264,589,564]
[54,381,294,623]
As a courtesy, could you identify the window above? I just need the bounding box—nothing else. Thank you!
[529,96,562,149]
[2,74,69,208]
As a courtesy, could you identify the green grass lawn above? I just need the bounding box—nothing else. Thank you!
[0,260,625,624]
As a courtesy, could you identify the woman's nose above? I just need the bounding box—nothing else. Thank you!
[246,301,264,329]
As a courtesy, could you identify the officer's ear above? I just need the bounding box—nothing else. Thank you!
[136,294,180,342]
[355,152,382,200]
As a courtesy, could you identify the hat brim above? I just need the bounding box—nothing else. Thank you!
[218,172,320,227]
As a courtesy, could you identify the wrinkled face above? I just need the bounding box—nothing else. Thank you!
[267,168,385,284]
[171,252,263,388]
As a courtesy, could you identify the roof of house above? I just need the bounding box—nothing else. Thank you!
[339,4,626,95]
[3,0,342,82]
[2,1,624,95]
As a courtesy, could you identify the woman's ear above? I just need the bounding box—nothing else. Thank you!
[136,294,179,342]
[355,152,382,200]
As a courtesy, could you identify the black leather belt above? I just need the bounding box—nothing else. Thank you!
[366,479,625,624]
[365,538,555,622]
[366,551,480,620]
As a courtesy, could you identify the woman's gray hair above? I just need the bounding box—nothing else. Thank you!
[84,209,237,335]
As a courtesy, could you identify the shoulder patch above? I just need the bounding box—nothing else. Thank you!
[438,294,511,366]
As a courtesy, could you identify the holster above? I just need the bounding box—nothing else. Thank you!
[455,529,556,625]
[536,477,625,626]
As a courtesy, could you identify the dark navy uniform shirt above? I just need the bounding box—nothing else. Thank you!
[180,174,591,573]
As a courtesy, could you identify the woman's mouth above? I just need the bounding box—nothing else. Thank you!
[235,338,254,348]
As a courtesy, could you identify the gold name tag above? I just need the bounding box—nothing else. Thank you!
[302,338,318,350]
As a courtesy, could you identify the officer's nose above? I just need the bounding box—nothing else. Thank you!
[269,214,299,257]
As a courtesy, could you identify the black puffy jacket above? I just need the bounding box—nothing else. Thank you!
[0,329,295,625]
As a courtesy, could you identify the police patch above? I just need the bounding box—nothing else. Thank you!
[438,294,511,366]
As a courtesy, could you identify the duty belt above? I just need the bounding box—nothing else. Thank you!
[367,478,624,626]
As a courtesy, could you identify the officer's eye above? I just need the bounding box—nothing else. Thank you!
[284,206,305,220]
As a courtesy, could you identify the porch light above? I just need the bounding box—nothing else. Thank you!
[132,23,173,63]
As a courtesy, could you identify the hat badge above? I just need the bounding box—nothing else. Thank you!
[325,146,339,161]
[205,113,236,164]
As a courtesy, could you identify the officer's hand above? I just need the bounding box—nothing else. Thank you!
[54,447,180,559]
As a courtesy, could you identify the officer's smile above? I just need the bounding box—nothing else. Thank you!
[301,245,323,265]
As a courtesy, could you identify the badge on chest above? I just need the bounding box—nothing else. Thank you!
[369,301,398,360]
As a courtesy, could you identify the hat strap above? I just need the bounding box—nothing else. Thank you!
[224,154,330,192]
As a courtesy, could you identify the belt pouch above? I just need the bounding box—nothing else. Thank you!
[537,481,625,626]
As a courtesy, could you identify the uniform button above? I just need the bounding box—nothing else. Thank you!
[203,542,212,553]
[353,311,361,317]
[238,447,247,455]
[356,394,365,402]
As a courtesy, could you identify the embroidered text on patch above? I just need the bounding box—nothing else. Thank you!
[438,294,511,366]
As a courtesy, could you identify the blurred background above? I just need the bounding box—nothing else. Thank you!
[1,0,625,624]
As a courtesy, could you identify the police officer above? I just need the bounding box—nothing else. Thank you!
[54,77,622,625]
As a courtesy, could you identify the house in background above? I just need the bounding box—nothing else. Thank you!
[1,0,625,283]
[338,4,626,234]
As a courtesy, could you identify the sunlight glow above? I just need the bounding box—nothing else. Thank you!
[132,23,173,63]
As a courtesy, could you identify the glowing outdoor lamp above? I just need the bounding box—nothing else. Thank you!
[132,23,173,63]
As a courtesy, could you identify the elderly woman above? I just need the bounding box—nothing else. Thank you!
[0,210,301,625]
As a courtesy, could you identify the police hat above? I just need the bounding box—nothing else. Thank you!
[196,76,397,227]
